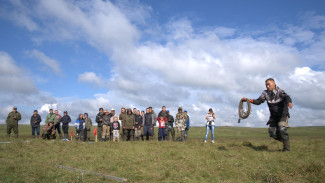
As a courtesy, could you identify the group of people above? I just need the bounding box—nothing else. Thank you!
[4,78,293,151]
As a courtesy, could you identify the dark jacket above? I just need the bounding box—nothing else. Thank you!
[102,114,111,126]
[30,114,42,128]
[112,121,120,130]
[134,114,142,128]
[144,113,153,126]
[158,110,168,118]
[252,86,292,121]
[6,111,21,124]
[62,115,71,125]
[95,112,104,127]
[167,114,174,127]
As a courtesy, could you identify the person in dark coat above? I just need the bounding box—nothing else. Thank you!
[30,110,42,138]
[95,108,104,141]
[61,111,71,139]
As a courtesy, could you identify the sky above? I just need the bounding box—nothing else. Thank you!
[0,0,325,127]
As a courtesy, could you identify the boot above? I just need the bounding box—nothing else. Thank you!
[283,140,290,152]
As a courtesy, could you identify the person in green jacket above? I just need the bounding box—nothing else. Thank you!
[6,106,21,138]
[123,108,135,141]
[45,109,56,124]
[84,113,92,141]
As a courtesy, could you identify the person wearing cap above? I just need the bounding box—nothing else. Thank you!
[6,106,21,138]
[95,108,104,141]
[109,109,118,140]
[102,110,111,141]
[166,110,175,141]
[84,113,92,141]
[54,110,63,138]
[41,121,56,140]
[61,111,72,139]
[45,109,56,125]
[30,110,42,138]
[183,110,190,141]
[175,107,187,141]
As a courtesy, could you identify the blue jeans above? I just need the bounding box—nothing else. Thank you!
[204,125,215,141]
[31,126,40,136]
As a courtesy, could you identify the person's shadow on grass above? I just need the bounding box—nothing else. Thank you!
[242,141,270,151]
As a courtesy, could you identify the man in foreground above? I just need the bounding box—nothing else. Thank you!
[242,78,293,151]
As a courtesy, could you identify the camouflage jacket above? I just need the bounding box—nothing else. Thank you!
[6,111,21,124]
[85,118,92,130]
[45,113,56,124]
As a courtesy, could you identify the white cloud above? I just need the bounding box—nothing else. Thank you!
[1,1,325,127]
[78,72,104,87]
[26,49,61,75]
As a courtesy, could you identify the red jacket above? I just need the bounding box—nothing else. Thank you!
[157,117,167,128]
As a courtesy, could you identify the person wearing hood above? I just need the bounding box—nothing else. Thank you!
[95,108,104,141]
[61,111,71,139]
[30,110,42,138]
[175,107,187,141]
[102,110,111,141]
[134,110,143,141]
[6,106,21,138]
[75,114,85,141]
[84,113,92,141]
[123,108,135,141]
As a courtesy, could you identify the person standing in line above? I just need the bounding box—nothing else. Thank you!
[45,109,56,124]
[143,108,154,141]
[204,108,216,143]
[109,109,118,140]
[61,111,71,139]
[95,108,104,141]
[166,110,175,141]
[119,108,127,141]
[102,110,111,141]
[134,110,143,141]
[184,110,190,141]
[84,113,92,141]
[6,106,21,138]
[30,110,42,138]
[75,114,85,141]
[123,108,135,141]
[157,116,167,141]
[54,110,63,138]
[111,117,121,142]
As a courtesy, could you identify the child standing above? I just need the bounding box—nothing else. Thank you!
[111,117,121,142]
[157,116,167,141]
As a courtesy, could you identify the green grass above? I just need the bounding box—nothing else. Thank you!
[0,125,324,182]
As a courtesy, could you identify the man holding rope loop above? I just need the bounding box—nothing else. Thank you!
[242,78,293,152]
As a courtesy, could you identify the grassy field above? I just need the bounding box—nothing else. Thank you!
[0,125,324,183]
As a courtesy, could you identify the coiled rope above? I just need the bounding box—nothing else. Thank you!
[238,99,251,123]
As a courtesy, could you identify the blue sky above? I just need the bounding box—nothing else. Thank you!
[0,0,325,127]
